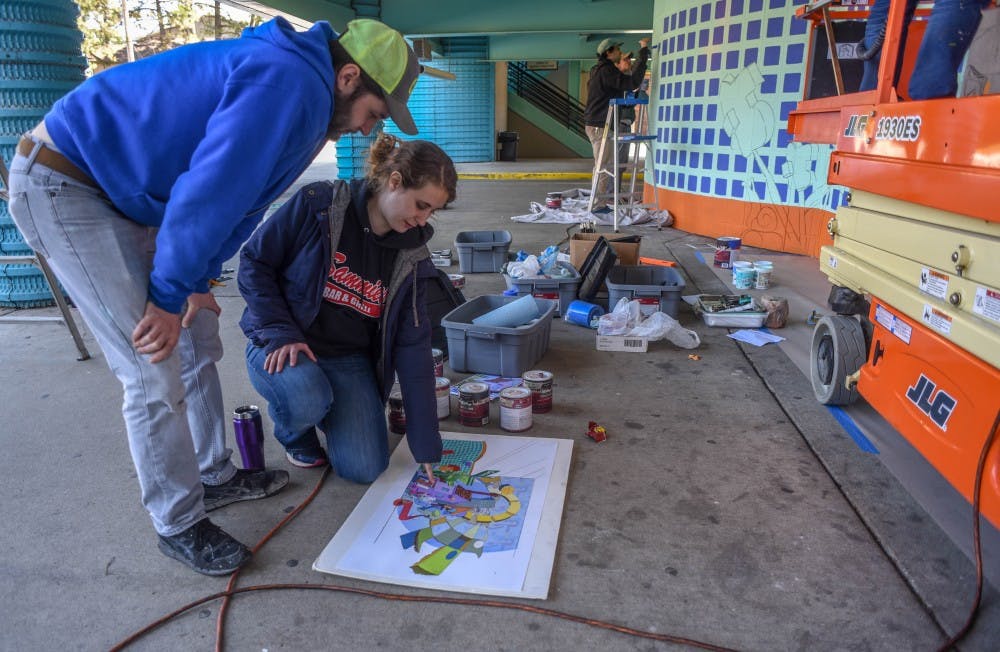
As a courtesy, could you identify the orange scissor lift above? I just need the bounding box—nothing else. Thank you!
[788,0,1000,529]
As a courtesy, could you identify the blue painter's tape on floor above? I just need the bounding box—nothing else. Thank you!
[827,406,880,454]
[694,250,706,265]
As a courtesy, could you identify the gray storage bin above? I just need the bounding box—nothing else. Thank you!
[507,261,581,316]
[454,230,512,273]
[441,295,556,377]
[606,265,685,317]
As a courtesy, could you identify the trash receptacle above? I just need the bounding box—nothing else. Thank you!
[497,131,518,162]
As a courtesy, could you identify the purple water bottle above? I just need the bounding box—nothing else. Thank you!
[233,405,265,470]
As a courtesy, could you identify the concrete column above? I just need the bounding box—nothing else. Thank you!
[494,61,508,161]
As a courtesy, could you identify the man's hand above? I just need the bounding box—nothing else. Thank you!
[132,301,181,363]
[182,291,221,328]
[264,342,317,374]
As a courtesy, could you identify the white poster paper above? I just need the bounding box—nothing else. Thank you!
[314,432,572,599]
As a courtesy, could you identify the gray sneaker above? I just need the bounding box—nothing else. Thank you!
[157,519,251,576]
[203,468,289,512]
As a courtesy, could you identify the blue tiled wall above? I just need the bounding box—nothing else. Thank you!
[651,0,844,211]
[338,37,494,179]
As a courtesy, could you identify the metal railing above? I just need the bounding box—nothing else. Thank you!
[507,62,586,139]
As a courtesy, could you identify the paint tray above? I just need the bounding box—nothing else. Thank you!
[694,294,767,328]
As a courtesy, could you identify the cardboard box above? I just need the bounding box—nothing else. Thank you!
[595,335,649,352]
[570,233,640,269]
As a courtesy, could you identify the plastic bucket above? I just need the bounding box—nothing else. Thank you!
[732,261,755,290]
[754,261,773,289]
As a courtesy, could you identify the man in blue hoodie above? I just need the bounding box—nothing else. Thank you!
[7,17,422,576]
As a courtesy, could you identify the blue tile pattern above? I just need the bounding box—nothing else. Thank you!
[651,0,843,211]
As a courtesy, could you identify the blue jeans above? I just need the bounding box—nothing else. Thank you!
[909,0,988,100]
[859,0,917,92]
[8,138,235,536]
[245,344,389,483]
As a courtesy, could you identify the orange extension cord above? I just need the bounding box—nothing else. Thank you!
[110,410,999,652]
[108,465,737,652]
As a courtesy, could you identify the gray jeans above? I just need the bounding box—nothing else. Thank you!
[8,138,236,536]
[586,125,614,200]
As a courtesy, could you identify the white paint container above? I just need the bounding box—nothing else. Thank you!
[754,261,773,289]
[732,261,755,290]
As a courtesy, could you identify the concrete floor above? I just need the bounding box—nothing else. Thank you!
[1,156,998,651]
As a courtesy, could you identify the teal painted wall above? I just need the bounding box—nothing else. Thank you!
[650,0,843,211]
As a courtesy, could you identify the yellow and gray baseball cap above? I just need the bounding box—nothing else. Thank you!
[339,19,421,135]
[597,38,623,55]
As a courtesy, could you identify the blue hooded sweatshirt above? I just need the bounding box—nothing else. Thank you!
[44,18,336,313]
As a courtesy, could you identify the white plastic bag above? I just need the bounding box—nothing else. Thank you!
[597,298,641,335]
[505,255,541,279]
[627,310,701,349]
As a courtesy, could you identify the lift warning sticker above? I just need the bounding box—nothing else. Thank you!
[918,267,949,300]
[875,304,911,344]
[973,286,1000,324]
[922,304,953,335]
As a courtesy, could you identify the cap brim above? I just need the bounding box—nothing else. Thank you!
[386,94,418,135]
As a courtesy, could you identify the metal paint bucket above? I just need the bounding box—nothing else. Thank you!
[458,382,490,426]
[499,387,533,432]
[545,192,563,209]
[431,348,444,377]
[522,370,554,414]
[388,391,406,434]
[714,236,742,269]
[435,377,451,420]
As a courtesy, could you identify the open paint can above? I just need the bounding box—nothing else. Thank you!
[545,192,563,209]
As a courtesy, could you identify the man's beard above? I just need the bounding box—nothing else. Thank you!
[326,86,367,140]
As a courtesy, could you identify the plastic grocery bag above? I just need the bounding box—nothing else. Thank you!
[598,298,701,349]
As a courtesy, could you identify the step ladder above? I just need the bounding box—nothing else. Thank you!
[587,96,660,231]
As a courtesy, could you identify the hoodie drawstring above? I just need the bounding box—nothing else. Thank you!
[411,271,419,327]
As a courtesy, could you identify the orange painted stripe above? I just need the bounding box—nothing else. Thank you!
[645,185,835,258]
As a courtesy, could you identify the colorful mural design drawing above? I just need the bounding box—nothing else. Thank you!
[393,439,533,576]
[314,432,573,599]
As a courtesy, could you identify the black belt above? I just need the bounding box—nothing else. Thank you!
[17,136,98,188]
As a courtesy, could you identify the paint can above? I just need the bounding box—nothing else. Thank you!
[388,390,406,434]
[435,377,451,420]
[522,369,554,414]
[754,261,773,289]
[732,261,755,290]
[545,192,563,209]
[448,273,465,290]
[499,387,533,432]
[431,348,445,377]
[713,236,742,269]
[458,381,490,426]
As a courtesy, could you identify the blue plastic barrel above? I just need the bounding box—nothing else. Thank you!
[0,0,87,306]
